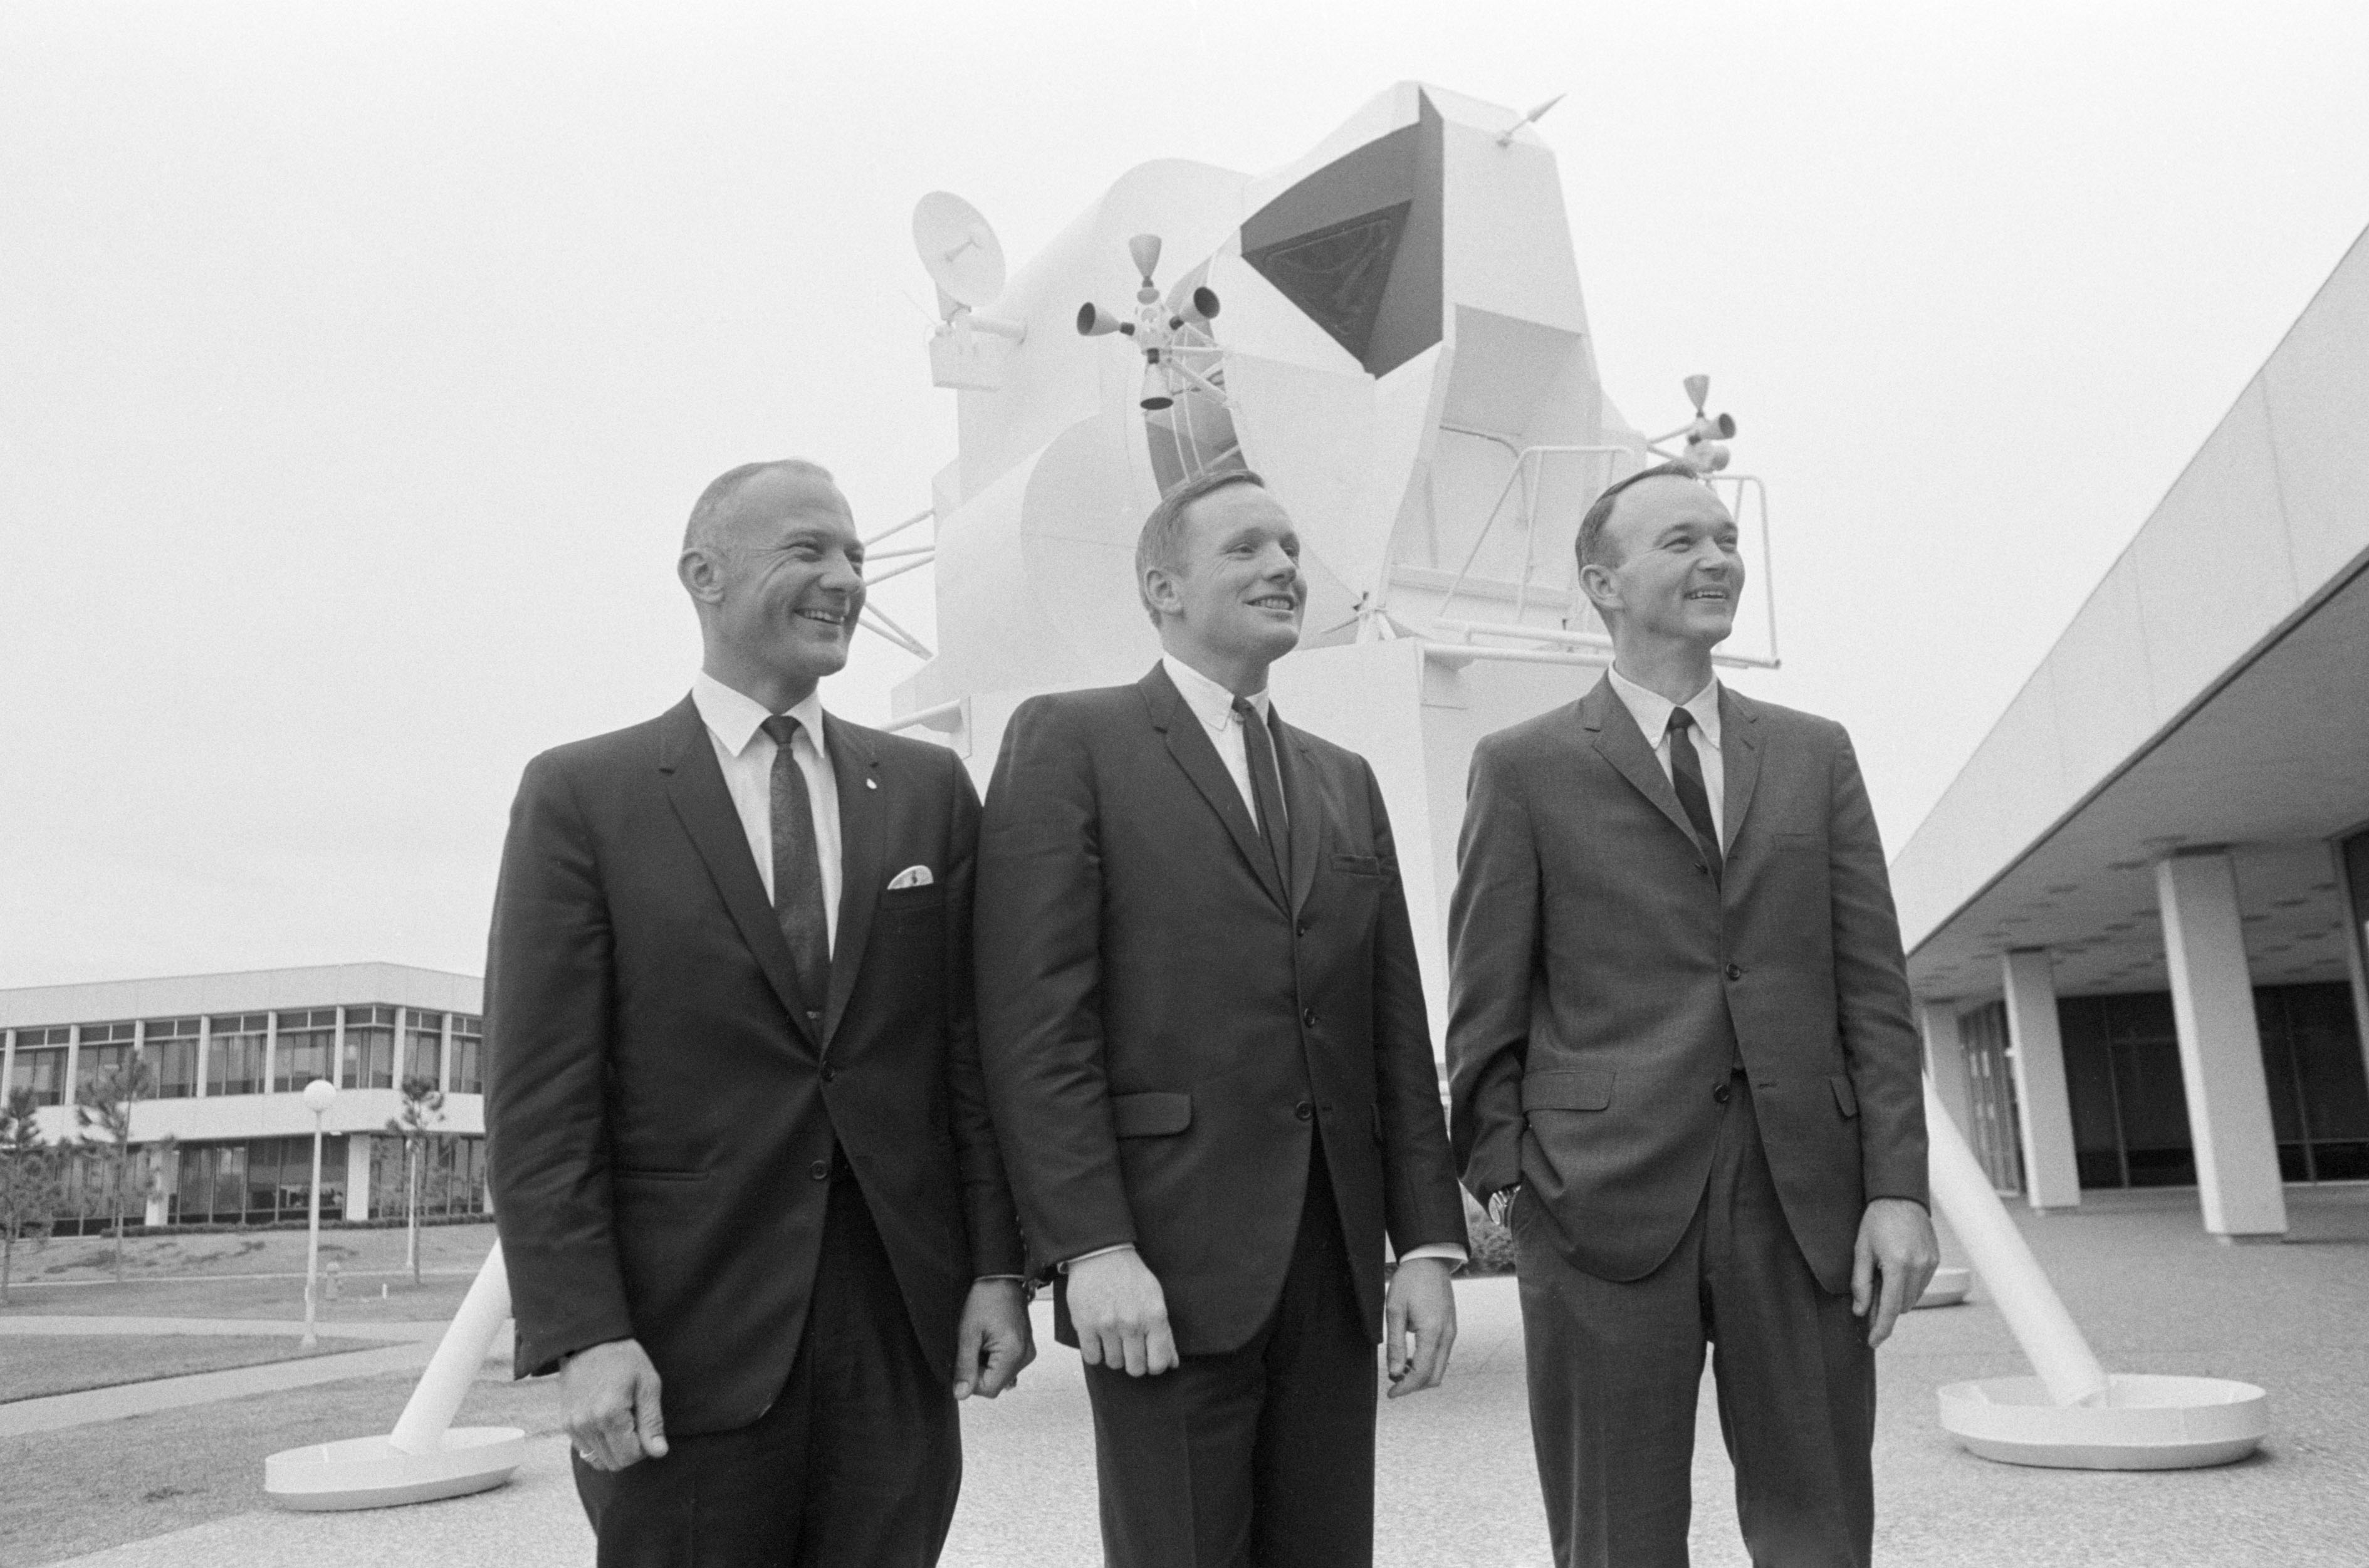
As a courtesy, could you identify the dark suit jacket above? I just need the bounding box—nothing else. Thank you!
[1446,677,1927,1295]
[975,664,1466,1356]
[484,695,1025,1436]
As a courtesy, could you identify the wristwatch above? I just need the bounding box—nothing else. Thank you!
[1487,1183,1522,1228]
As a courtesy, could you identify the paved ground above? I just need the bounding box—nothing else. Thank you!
[17,1185,2369,1566]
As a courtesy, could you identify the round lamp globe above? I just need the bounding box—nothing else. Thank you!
[301,1078,340,1115]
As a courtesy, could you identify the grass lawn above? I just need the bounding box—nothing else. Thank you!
[0,1272,476,1322]
[9,1221,499,1283]
[0,1365,562,1567]
[0,1335,376,1403]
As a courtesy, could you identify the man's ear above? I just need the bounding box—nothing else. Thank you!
[1576,560,1621,620]
[679,548,725,606]
[1142,565,1183,621]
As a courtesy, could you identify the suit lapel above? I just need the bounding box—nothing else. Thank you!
[658,697,820,1052]
[1277,717,1324,917]
[1718,685,1762,855]
[1579,677,1702,850]
[821,713,885,1047]
[1140,665,1289,912]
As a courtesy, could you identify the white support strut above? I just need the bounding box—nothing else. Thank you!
[390,1238,514,1454]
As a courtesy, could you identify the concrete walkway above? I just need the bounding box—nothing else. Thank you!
[0,1341,437,1438]
[24,1186,2369,1566]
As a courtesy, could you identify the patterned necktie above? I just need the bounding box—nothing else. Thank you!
[1232,696,1289,884]
[1666,708,1723,886]
[760,714,831,1017]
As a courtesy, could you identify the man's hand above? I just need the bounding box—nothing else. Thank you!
[562,1338,669,1471]
[1851,1198,1940,1349]
[953,1279,1037,1399]
[1066,1247,1178,1376]
[1383,1256,1457,1399]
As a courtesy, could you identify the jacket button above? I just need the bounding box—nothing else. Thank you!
[1713,1083,1733,1104]
[820,1064,837,1083]
[809,1160,831,1181]
[1295,1100,1314,1121]
[1295,922,1309,938]
[1302,1008,1317,1028]
[1725,964,1743,981]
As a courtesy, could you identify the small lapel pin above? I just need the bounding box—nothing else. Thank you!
[865,777,877,790]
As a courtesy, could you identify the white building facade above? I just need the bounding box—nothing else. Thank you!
[0,963,487,1231]
[1892,227,2369,1237]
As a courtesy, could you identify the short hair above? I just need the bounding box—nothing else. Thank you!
[1134,467,1267,625]
[683,458,837,554]
[1574,460,1704,572]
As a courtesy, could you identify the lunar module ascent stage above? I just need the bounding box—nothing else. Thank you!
[261,84,2261,1511]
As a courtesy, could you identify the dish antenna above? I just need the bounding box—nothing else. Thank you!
[913,191,1008,313]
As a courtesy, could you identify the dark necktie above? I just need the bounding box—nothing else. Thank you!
[761,714,832,1017]
[1232,696,1289,884]
[1665,708,1723,886]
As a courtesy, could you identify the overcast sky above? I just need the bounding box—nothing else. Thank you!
[4,2,2366,990]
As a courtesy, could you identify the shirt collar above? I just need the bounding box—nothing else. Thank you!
[1606,664,1722,750]
[1161,653,1269,729]
[691,670,830,761]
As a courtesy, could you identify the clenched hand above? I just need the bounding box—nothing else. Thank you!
[563,1338,669,1471]
[1067,1247,1178,1376]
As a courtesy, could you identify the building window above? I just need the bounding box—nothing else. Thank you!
[76,1022,139,1097]
[449,1015,484,1094]
[9,1027,70,1107]
[274,1009,337,1093]
[2257,984,2369,1183]
[209,1015,267,1097]
[404,1011,446,1089]
[147,1018,201,1099]
[343,1005,397,1090]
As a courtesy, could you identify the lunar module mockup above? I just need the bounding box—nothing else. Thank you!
[881,83,1775,1029]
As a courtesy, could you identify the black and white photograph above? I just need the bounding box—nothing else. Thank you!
[4,4,2367,1565]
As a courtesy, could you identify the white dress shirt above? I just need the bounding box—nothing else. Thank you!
[691,671,842,953]
[1161,654,1280,829]
[1606,666,1725,847]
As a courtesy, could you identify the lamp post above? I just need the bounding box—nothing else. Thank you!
[300,1077,338,1350]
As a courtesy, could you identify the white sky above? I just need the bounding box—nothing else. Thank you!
[4,2,2366,989]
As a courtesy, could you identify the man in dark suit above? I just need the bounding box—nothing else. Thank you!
[485,459,1033,1567]
[1447,463,1938,1568]
[975,469,1468,1568]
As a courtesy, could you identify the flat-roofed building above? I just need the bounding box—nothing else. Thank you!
[1893,227,2369,1238]
[0,963,487,1232]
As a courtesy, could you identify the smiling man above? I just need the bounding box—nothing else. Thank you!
[485,459,1032,1567]
[975,469,1467,1568]
[1446,462,1936,1568]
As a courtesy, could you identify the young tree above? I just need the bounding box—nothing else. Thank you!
[385,1075,446,1285]
[1,1087,63,1306]
[74,1054,155,1283]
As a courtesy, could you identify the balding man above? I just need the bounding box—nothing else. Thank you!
[486,459,1032,1567]
[1448,463,1936,1568]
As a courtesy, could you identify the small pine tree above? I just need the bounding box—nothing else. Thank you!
[385,1076,446,1286]
[1,1088,62,1306]
[74,1055,155,1283]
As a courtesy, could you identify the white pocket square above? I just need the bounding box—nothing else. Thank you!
[886,865,935,891]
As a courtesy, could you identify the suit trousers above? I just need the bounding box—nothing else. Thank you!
[573,1163,961,1568]
[1514,1079,1876,1568]
[1082,1142,1377,1568]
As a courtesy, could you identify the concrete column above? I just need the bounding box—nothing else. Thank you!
[2157,852,2288,1241]
[1919,999,1975,1142]
[2001,949,2082,1211]
[345,1132,372,1222]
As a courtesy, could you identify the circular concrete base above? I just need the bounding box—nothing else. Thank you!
[265,1427,527,1510]
[1938,1375,2267,1470]
[1912,1267,1971,1309]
